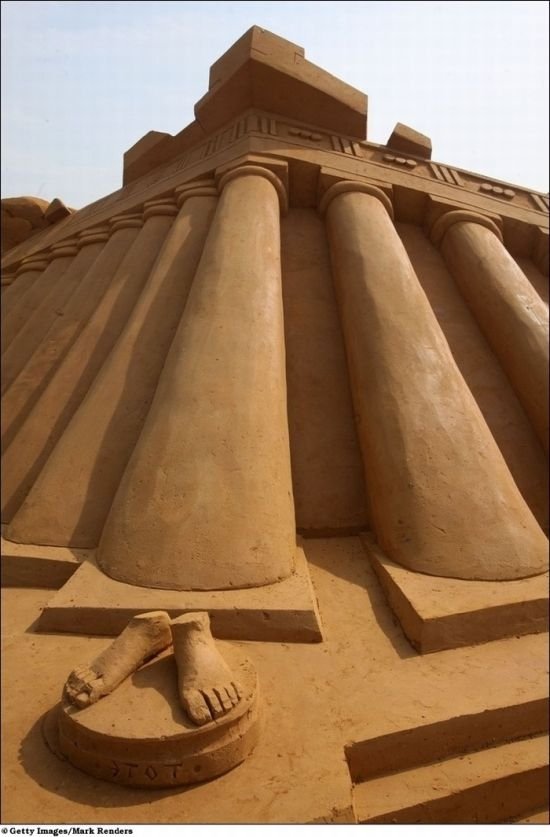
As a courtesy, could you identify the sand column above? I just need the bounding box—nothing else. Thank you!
[98,164,296,591]
[0,221,134,451]
[1,239,82,396]
[432,211,549,453]
[2,200,178,543]
[3,184,217,547]
[321,181,547,581]
[1,254,50,348]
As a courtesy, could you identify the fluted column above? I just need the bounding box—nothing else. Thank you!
[1,232,106,397]
[3,200,177,542]
[321,180,547,581]
[432,211,549,453]
[4,182,217,542]
[97,164,296,591]
[1,255,50,349]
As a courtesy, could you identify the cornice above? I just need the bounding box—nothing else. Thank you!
[2,109,547,273]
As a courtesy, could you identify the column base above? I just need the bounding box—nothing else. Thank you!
[28,542,322,642]
[361,534,548,653]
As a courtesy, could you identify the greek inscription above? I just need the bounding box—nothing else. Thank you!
[122,761,139,778]
[172,763,184,779]
[145,765,158,780]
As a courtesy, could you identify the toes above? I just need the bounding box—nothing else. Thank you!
[201,688,224,719]
[225,685,239,707]
[71,666,94,682]
[86,677,105,702]
[231,680,243,701]
[66,666,96,693]
[183,689,212,726]
[74,691,91,708]
[214,687,233,712]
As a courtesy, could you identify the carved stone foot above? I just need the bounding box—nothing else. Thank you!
[64,610,172,708]
[171,612,243,726]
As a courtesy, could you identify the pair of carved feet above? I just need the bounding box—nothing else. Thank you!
[64,612,242,726]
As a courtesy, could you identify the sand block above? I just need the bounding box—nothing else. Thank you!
[44,646,259,788]
[361,534,549,653]
[1,528,85,589]
[386,122,432,159]
[37,545,323,643]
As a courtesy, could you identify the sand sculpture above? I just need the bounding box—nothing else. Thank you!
[1,26,548,820]
[63,611,243,725]
[55,611,257,787]
[64,611,174,710]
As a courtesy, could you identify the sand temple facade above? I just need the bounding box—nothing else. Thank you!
[1,27,548,824]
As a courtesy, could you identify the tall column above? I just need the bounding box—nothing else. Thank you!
[97,164,296,591]
[1,270,22,313]
[432,211,549,453]
[1,219,141,450]
[4,182,217,541]
[1,238,78,339]
[321,181,547,582]
[2,216,141,520]
[1,233,105,397]
[2,200,176,537]
[1,255,49,349]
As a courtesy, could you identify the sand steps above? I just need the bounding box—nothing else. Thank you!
[347,696,549,824]
[352,733,549,823]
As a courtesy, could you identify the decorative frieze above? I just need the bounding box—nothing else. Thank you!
[479,183,515,199]
[430,163,464,187]
[383,153,417,168]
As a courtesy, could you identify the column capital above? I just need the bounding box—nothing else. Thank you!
[49,238,79,259]
[1,272,17,286]
[109,213,143,232]
[319,180,394,220]
[430,209,503,247]
[15,254,50,275]
[174,179,217,209]
[142,197,178,220]
[217,164,288,216]
[77,225,111,247]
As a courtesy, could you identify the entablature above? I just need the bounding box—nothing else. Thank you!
[2,109,548,274]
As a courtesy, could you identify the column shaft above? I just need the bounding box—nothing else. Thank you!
[97,168,296,591]
[1,274,18,312]
[1,224,138,521]
[1,259,49,351]
[5,188,217,542]
[439,219,549,453]
[2,208,174,536]
[1,240,100,396]
[324,185,547,581]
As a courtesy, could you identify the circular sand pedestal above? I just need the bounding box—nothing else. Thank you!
[44,646,259,788]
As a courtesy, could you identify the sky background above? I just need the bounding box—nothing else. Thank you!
[1,0,548,209]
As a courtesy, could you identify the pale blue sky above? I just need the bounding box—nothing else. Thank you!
[1,0,548,208]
